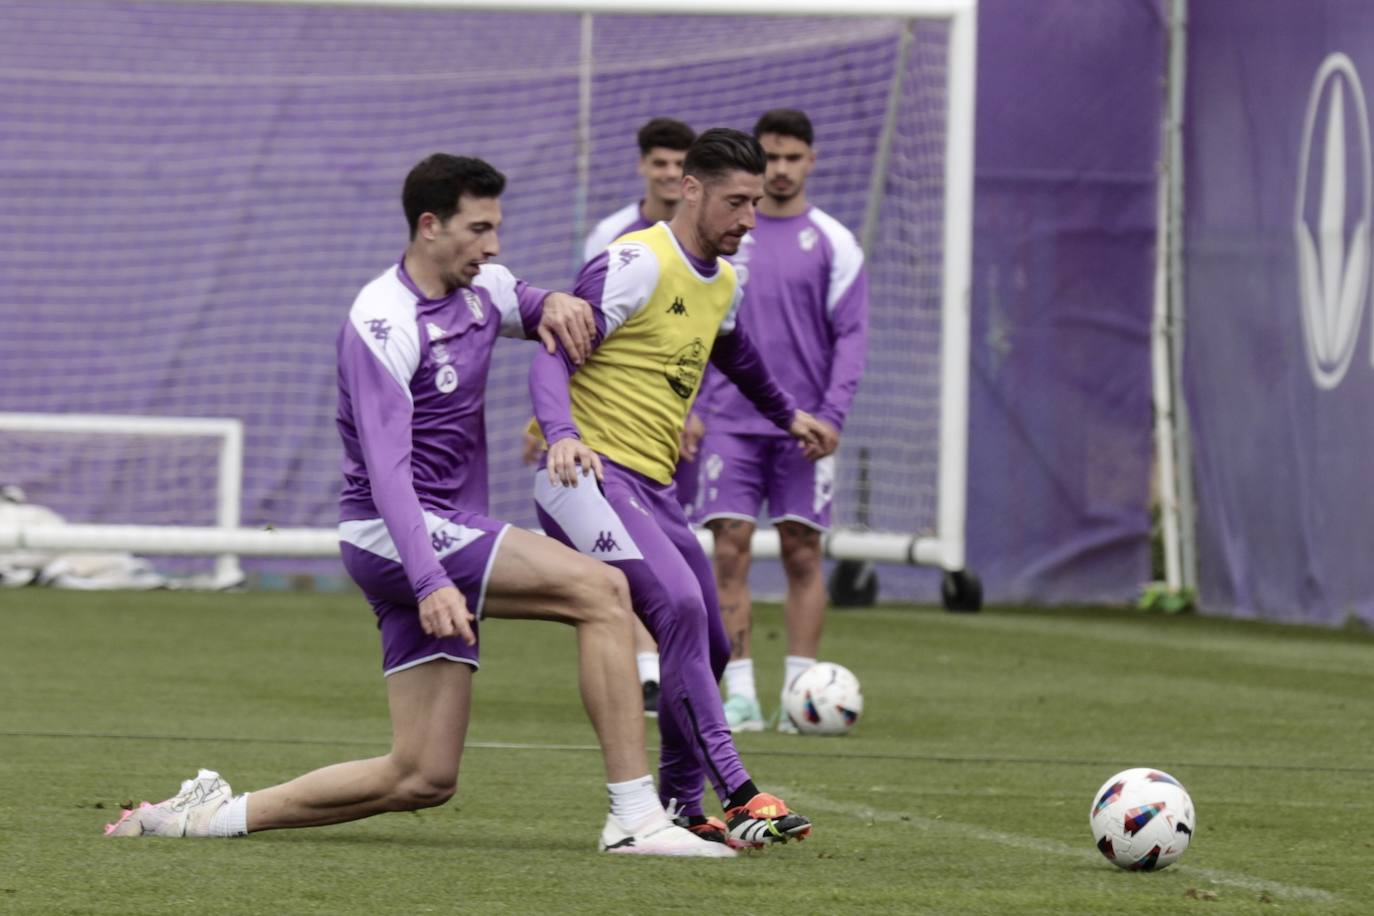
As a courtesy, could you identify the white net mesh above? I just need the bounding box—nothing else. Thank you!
[0,1,956,562]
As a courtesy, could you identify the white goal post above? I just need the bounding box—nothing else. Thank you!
[0,412,249,586]
[0,0,977,597]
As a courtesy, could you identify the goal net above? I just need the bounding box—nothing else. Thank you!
[0,0,975,584]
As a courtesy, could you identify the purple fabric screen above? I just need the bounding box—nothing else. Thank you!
[1185,0,1374,626]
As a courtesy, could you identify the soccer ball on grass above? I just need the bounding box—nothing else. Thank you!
[1089,767,1196,870]
[782,662,862,735]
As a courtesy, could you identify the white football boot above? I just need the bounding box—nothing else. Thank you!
[598,807,736,858]
[105,769,233,837]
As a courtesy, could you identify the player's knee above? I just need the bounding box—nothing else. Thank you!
[568,562,634,629]
[394,769,458,810]
[779,524,822,577]
[711,531,752,582]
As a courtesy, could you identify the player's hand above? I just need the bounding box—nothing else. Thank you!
[788,410,838,461]
[547,436,604,487]
[538,292,596,365]
[521,430,545,466]
[418,585,476,645]
[680,412,705,461]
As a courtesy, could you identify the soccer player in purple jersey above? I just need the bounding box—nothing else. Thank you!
[695,109,870,734]
[528,129,838,849]
[104,154,731,858]
[582,116,696,262]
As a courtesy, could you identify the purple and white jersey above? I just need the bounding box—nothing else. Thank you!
[697,206,868,436]
[336,259,547,602]
[583,201,653,264]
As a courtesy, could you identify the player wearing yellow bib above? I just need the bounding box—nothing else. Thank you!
[528,128,836,849]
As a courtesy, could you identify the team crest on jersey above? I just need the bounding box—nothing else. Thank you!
[462,289,483,321]
[798,227,819,252]
[435,364,458,394]
[430,341,452,365]
[663,338,707,399]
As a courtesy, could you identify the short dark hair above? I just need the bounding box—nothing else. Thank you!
[753,108,814,146]
[402,153,506,239]
[637,117,695,156]
[683,128,766,185]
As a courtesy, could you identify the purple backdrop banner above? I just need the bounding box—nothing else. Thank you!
[1185,0,1374,626]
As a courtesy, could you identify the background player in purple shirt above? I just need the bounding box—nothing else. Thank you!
[694,109,869,734]
[582,116,696,262]
[105,154,730,858]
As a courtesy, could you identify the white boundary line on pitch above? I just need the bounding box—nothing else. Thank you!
[783,786,1338,904]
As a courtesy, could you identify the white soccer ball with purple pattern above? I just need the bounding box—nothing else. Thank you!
[782,662,863,736]
[1089,768,1196,870]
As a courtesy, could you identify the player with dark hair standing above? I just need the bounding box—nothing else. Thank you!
[529,129,836,848]
[696,109,869,734]
[104,153,731,858]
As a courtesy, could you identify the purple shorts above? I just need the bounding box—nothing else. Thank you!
[672,453,700,514]
[695,432,835,530]
[338,509,509,676]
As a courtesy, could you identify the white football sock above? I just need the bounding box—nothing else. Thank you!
[209,792,250,837]
[783,656,816,697]
[636,651,660,685]
[607,775,661,826]
[723,659,757,701]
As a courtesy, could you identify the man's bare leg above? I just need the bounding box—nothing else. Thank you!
[776,520,826,734]
[247,661,472,831]
[707,518,764,731]
[777,520,825,661]
[481,526,644,782]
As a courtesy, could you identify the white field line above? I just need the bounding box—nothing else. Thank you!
[783,786,1338,904]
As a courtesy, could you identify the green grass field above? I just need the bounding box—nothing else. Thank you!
[2,588,1372,915]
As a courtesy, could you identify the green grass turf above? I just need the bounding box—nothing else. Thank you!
[2,588,1372,914]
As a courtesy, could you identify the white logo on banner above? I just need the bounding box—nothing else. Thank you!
[1296,53,1372,389]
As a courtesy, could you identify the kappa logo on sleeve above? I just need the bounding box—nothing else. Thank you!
[616,248,641,270]
[366,318,390,343]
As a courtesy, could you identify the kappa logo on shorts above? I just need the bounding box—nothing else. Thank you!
[591,531,621,552]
